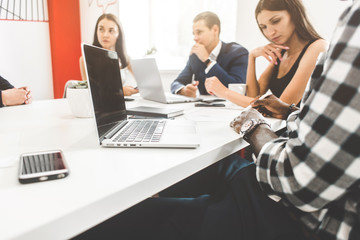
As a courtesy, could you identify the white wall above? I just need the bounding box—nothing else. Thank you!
[79,0,119,44]
[0,21,53,99]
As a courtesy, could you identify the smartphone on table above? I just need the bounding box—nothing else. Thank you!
[18,150,69,184]
[195,103,225,107]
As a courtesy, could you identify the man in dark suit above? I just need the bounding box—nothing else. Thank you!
[171,11,249,98]
[0,75,32,107]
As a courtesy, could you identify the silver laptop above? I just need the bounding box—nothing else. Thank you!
[131,58,201,104]
[81,43,200,148]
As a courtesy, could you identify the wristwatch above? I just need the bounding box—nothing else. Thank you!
[204,59,211,66]
[240,119,270,142]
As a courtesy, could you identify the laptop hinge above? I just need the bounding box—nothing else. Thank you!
[104,121,128,139]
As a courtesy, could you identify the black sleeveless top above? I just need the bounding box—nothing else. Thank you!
[269,39,316,100]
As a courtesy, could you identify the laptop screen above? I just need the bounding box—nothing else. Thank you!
[82,44,127,138]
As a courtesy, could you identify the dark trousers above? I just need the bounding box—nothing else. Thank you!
[159,153,253,198]
[74,164,310,240]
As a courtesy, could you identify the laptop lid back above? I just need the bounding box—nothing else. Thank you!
[81,43,127,142]
[131,58,168,103]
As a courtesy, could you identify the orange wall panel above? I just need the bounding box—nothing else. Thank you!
[48,0,81,99]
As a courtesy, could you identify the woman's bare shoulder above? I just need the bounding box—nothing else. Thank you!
[309,39,329,53]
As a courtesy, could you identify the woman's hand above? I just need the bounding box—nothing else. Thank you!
[205,77,228,97]
[250,44,289,65]
[123,86,139,96]
[251,94,297,119]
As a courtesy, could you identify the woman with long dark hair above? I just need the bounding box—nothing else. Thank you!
[80,13,138,96]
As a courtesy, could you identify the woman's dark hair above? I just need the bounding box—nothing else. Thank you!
[255,0,322,42]
[93,13,129,68]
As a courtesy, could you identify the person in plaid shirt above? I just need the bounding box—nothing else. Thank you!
[74,1,359,240]
[229,0,360,239]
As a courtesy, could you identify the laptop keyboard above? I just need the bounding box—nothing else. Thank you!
[113,120,166,143]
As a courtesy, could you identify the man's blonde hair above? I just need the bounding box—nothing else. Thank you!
[193,11,221,35]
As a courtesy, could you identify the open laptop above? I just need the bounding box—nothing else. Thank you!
[131,58,201,104]
[81,43,200,148]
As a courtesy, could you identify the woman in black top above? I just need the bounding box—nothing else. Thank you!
[268,39,315,105]
[205,0,327,107]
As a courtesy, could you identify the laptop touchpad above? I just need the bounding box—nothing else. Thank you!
[165,121,196,134]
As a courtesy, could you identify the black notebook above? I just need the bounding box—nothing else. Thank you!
[126,106,184,118]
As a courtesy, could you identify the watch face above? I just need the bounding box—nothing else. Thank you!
[240,120,254,133]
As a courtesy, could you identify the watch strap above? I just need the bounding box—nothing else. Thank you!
[243,119,270,142]
[287,103,296,117]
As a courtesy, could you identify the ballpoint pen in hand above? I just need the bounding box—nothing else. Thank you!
[242,90,273,112]
[191,74,196,85]
[190,74,200,98]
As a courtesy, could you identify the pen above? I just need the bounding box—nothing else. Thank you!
[242,90,273,112]
[192,74,196,85]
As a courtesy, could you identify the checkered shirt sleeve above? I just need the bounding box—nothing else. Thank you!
[256,2,360,240]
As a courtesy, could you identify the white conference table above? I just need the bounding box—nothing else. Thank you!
[0,96,284,240]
